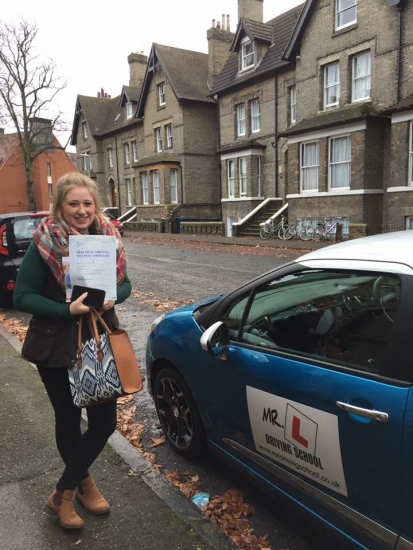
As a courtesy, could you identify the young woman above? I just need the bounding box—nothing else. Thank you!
[14,172,132,529]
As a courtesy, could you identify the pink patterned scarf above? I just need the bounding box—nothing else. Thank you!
[33,214,127,290]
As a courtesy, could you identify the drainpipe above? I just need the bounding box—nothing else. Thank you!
[396,4,404,102]
[113,135,122,216]
[274,73,279,197]
[212,94,223,222]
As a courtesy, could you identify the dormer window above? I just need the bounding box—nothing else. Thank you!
[241,38,254,71]
[126,101,133,119]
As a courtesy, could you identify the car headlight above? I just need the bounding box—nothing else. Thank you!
[150,313,166,333]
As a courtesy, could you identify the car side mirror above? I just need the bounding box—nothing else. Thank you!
[200,321,229,359]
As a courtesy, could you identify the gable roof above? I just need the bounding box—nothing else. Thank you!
[136,43,214,118]
[211,3,304,96]
[71,88,142,145]
[120,85,141,105]
[283,0,315,60]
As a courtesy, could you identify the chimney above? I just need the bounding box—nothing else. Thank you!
[238,0,263,22]
[207,17,234,88]
[29,117,53,150]
[128,52,148,88]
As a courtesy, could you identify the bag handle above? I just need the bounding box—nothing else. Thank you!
[91,308,112,335]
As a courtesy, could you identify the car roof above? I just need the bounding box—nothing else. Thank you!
[296,231,413,269]
[0,211,49,220]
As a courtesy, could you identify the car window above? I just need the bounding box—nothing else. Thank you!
[13,217,44,241]
[225,269,401,375]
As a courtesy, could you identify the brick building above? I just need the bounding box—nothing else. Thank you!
[0,121,77,214]
[279,0,413,236]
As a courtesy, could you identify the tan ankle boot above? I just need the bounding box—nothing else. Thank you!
[75,476,110,515]
[45,489,84,529]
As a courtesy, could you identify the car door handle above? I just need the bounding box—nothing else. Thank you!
[336,401,389,422]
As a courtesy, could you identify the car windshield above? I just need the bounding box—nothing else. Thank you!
[13,216,44,241]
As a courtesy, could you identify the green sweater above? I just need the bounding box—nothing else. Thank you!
[13,241,132,317]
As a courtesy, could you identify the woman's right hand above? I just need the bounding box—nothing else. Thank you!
[69,292,91,316]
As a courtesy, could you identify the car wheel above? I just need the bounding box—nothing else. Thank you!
[154,367,206,459]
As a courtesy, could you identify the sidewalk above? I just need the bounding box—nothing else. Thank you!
[0,326,236,550]
[124,229,333,251]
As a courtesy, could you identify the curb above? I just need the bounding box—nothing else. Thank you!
[0,321,237,550]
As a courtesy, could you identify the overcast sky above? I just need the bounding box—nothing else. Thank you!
[3,0,304,152]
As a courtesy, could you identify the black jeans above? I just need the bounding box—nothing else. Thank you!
[37,366,117,492]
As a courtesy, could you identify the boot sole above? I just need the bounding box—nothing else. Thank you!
[44,504,84,529]
[75,495,110,515]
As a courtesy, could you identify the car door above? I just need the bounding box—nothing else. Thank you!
[199,263,411,550]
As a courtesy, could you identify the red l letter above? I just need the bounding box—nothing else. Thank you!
[292,416,308,448]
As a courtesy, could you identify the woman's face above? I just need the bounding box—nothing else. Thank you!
[61,187,96,231]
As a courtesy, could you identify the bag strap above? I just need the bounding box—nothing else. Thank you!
[92,308,112,335]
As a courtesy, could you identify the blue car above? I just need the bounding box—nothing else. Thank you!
[146,231,412,550]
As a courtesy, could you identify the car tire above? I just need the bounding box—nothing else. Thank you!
[154,367,206,459]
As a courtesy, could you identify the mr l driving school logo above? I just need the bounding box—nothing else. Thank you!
[247,386,348,496]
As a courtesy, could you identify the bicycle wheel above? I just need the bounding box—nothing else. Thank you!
[260,225,272,239]
[283,226,296,240]
[299,226,314,240]
[312,228,324,241]
[277,225,288,239]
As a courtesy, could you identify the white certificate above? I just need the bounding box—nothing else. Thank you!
[68,235,117,301]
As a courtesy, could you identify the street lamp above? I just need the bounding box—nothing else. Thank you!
[78,153,91,177]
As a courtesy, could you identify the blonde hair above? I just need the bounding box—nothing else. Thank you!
[53,172,104,218]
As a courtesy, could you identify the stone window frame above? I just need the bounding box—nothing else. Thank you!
[125,177,133,206]
[351,50,371,103]
[124,142,130,165]
[131,140,138,163]
[335,0,357,31]
[155,127,163,152]
[289,86,297,125]
[328,134,351,190]
[126,101,134,119]
[152,170,160,204]
[240,37,255,71]
[239,157,247,196]
[237,104,246,137]
[323,62,340,109]
[142,172,149,205]
[108,147,113,169]
[227,159,235,198]
[251,99,261,133]
[158,83,166,107]
[166,124,173,149]
[82,121,88,140]
[300,140,319,192]
[170,168,178,204]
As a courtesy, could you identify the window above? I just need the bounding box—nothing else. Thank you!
[132,140,138,163]
[241,39,254,70]
[324,62,340,108]
[108,148,113,169]
[81,153,91,173]
[170,169,178,204]
[166,124,173,149]
[46,162,53,196]
[142,172,149,205]
[228,160,235,198]
[239,157,247,196]
[301,141,319,191]
[257,156,261,197]
[290,86,297,125]
[251,100,260,133]
[82,121,87,139]
[158,83,166,106]
[329,135,351,189]
[125,177,133,206]
[352,51,371,102]
[124,143,130,165]
[153,170,160,204]
[237,104,246,137]
[232,269,401,375]
[155,127,162,152]
[126,101,133,119]
[336,0,357,30]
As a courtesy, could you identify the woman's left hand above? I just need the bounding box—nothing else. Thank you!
[100,299,116,312]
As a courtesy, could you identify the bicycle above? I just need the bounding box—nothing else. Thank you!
[298,221,317,241]
[312,219,339,241]
[259,216,287,240]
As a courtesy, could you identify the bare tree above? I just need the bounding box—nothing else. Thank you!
[0,19,67,210]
